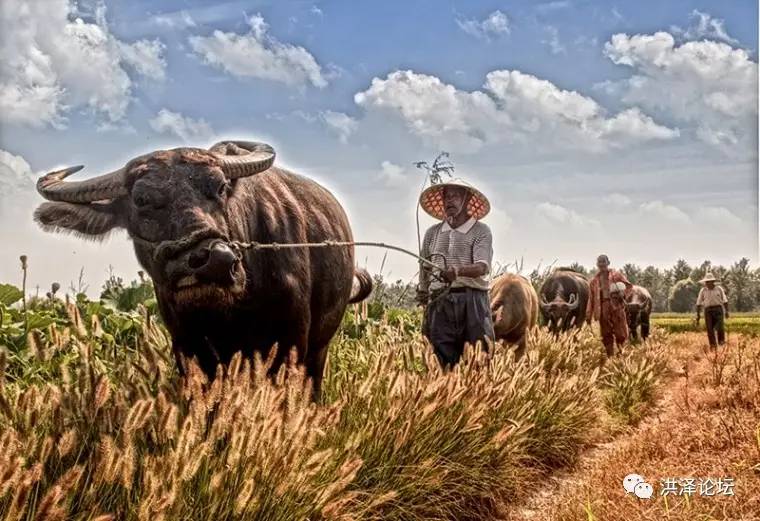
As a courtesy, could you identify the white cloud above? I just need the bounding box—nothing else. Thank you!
[149,109,214,142]
[152,10,196,29]
[457,10,510,40]
[603,193,632,206]
[536,202,601,229]
[603,31,757,150]
[319,110,357,143]
[639,200,691,224]
[695,206,743,228]
[189,14,327,88]
[378,161,407,188]
[310,6,323,17]
[542,26,566,54]
[118,39,167,81]
[0,0,167,127]
[354,69,677,153]
[0,149,35,201]
[487,207,513,233]
[671,10,739,45]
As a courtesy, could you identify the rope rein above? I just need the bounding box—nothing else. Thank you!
[132,233,445,276]
[227,239,445,273]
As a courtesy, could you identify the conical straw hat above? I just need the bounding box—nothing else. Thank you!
[419,178,490,220]
[699,272,719,283]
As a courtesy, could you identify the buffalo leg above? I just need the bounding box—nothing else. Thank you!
[171,332,222,380]
[305,342,329,401]
[514,335,527,360]
[171,341,187,377]
[640,313,650,340]
[629,313,639,342]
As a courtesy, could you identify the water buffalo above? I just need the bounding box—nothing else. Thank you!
[625,285,652,341]
[34,141,372,396]
[490,273,538,358]
[539,268,589,333]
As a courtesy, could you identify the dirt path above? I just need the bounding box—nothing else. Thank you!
[499,333,760,521]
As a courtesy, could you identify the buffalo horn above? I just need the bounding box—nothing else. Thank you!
[210,141,276,179]
[37,165,127,204]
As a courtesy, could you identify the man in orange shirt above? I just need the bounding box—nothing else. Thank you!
[586,254,633,356]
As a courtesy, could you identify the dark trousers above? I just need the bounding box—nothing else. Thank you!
[422,288,495,368]
[704,306,726,347]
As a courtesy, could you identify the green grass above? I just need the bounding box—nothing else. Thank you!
[651,312,760,336]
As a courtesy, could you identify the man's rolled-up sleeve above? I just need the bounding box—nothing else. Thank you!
[472,224,493,274]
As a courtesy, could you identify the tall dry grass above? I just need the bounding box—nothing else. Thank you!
[541,332,760,521]
[0,304,669,520]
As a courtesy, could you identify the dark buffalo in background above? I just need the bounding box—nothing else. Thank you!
[539,268,589,333]
[34,141,372,396]
[490,273,538,358]
[625,285,652,341]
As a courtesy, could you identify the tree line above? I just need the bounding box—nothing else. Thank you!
[369,258,760,313]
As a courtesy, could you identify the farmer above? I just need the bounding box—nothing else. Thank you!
[586,254,633,356]
[696,273,729,348]
[416,179,495,368]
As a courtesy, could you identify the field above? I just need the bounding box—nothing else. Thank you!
[1,283,759,520]
[651,312,760,336]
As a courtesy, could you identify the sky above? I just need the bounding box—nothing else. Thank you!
[0,0,757,294]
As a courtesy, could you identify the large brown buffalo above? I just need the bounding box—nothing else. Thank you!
[490,273,538,357]
[34,141,372,396]
[539,268,589,333]
[625,285,652,341]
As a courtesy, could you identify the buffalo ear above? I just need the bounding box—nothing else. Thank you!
[34,201,125,240]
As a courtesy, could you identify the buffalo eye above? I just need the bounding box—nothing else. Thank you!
[132,190,166,210]
[133,192,151,208]
[204,178,228,200]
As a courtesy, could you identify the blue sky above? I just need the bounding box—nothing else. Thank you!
[0,0,757,292]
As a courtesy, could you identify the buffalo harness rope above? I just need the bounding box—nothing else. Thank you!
[228,239,446,274]
[133,230,447,275]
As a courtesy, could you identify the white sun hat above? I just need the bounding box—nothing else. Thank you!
[419,178,491,221]
[699,272,719,283]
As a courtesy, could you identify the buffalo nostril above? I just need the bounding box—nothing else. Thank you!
[209,243,237,269]
[195,243,238,282]
[188,249,210,270]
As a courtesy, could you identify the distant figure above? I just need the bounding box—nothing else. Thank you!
[416,179,494,368]
[586,254,633,356]
[696,273,729,348]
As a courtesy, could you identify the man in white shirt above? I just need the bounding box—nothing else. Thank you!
[416,179,494,367]
[696,272,729,348]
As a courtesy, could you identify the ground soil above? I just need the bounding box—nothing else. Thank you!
[499,332,760,521]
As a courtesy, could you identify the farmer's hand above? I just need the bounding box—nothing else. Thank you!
[441,267,458,283]
[724,310,730,319]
